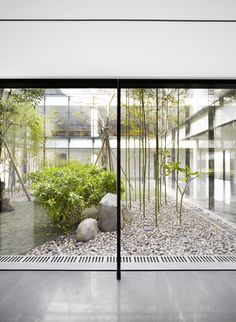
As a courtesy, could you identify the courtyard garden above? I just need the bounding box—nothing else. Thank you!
[0,87,236,256]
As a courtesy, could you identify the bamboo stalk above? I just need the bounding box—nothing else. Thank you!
[155,89,160,227]
[176,89,180,214]
[125,89,128,207]
[134,137,137,201]
[141,90,147,217]
[147,106,151,201]
[164,97,168,204]
[127,89,132,209]
[159,90,164,207]
[139,98,142,210]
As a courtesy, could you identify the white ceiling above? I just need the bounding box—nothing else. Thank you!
[0,0,235,20]
[0,0,236,78]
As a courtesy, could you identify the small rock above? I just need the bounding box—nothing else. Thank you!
[122,205,132,223]
[76,218,98,242]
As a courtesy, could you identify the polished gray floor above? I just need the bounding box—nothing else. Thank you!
[0,271,236,322]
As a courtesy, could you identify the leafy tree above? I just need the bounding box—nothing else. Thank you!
[164,161,209,224]
[0,89,44,163]
[0,89,44,204]
[7,102,44,167]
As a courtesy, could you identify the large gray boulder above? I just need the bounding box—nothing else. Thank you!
[98,193,124,232]
[81,206,99,221]
[76,218,98,242]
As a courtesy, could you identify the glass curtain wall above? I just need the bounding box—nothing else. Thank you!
[1,81,236,269]
[0,88,118,257]
[121,87,236,257]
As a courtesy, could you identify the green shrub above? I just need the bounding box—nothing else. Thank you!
[29,161,120,226]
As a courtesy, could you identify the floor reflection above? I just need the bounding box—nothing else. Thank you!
[0,201,65,255]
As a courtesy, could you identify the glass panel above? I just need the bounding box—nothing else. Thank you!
[0,88,118,258]
[121,88,236,258]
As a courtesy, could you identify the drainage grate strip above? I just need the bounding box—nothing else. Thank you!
[0,255,236,270]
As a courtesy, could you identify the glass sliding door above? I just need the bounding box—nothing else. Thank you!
[0,84,119,267]
[2,79,236,277]
[120,85,236,261]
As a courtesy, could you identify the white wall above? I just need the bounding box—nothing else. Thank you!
[0,0,236,78]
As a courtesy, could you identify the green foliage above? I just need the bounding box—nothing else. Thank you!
[0,89,44,161]
[0,89,44,134]
[164,161,207,183]
[164,161,209,223]
[29,161,121,227]
[7,102,44,157]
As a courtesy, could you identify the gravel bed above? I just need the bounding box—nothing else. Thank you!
[27,198,236,256]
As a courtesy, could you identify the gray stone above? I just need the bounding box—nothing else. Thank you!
[98,193,124,232]
[121,205,132,223]
[1,198,14,212]
[76,218,98,242]
[81,206,99,220]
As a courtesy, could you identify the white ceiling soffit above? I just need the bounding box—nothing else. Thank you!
[0,21,236,78]
[1,0,236,78]
[0,0,236,20]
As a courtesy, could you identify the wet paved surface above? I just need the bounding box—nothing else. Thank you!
[0,271,236,321]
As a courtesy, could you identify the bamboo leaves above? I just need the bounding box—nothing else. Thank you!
[122,87,200,228]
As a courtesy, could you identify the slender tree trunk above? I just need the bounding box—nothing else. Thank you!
[141,90,147,217]
[22,129,28,175]
[164,132,167,204]
[164,103,168,204]
[125,90,128,207]
[178,178,191,225]
[0,130,4,209]
[11,128,16,196]
[141,96,144,214]
[107,139,113,171]
[127,89,131,209]
[176,89,180,213]
[139,101,142,210]
[148,135,151,201]
[159,91,164,206]
[147,108,151,201]
[155,89,160,226]
[43,95,46,166]
[134,137,137,201]
[179,192,184,225]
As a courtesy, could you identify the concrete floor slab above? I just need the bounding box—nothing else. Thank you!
[0,271,236,321]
